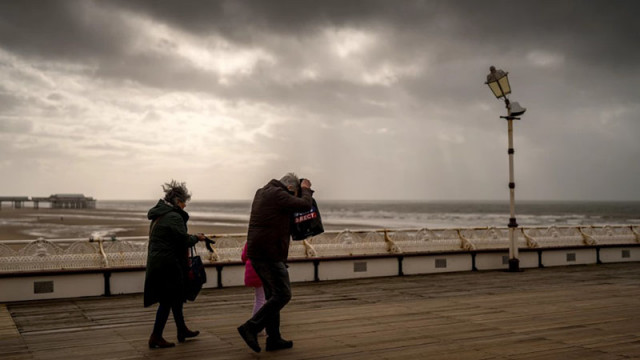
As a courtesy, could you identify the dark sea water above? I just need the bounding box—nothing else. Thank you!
[98,200,640,229]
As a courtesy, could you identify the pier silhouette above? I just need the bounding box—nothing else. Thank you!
[0,194,96,210]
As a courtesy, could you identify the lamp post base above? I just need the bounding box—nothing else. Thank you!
[508,258,521,272]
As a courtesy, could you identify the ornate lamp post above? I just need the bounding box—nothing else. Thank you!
[485,66,526,272]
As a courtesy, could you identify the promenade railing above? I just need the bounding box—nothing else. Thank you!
[1,225,638,273]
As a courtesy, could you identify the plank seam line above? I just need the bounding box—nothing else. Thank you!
[19,321,154,336]
[0,304,21,338]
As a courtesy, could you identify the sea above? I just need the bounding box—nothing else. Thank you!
[98,200,640,229]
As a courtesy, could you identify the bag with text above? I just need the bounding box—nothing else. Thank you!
[291,198,325,240]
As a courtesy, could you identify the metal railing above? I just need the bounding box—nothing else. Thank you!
[2,225,638,303]
[0,225,638,274]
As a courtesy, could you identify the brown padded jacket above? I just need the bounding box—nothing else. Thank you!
[246,179,314,262]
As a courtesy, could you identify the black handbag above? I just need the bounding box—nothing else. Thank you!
[185,246,206,301]
[291,198,325,240]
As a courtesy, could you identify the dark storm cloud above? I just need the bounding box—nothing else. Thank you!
[110,0,640,66]
[0,1,134,61]
[3,0,635,120]
[111,0,437,39]
[2,1,638,74]
[109,0,640,126]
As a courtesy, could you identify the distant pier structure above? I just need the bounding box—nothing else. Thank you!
[0,194,96,209]
[0,196,30,209]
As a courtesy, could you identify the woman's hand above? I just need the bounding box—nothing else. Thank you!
[196,233,206,241]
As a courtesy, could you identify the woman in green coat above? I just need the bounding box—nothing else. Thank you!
[145,180,206,349]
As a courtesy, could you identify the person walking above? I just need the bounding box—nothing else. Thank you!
[237,173,313,353]
[144,180,207,349]
[241,242,267,336]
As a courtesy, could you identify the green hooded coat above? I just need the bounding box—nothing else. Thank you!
[144,200,198,307]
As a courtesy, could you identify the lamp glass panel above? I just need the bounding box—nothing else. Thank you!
[498,76,511,96]
[488,81,503,98]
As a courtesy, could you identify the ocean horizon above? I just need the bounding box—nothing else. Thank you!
[6,200,637,241]
[97,199,640,229]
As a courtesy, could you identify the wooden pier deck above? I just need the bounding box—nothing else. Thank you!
[1,263,640,359]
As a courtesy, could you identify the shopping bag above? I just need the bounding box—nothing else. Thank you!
[186,246,206,301]
[291,198,324,240]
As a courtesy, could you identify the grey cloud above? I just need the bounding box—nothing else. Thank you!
[5,0,634,124]
[110,1,428,40]
[3,1,638,76]
[46,93,64,101]
[1,1,639,201]
[105,1,640,126]
[0,92,20,113]
[0,2,114,60]
[0,118,33,134]
[435,1,640,70]
[109,1,640,68]
[95,53,400,124]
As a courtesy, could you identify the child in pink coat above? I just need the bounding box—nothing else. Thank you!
[241,243,266,335]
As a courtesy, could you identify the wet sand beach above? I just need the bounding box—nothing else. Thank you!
[0,207,368,241]
[0,208,249,241]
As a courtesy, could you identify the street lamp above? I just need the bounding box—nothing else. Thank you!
[485,66,526,272]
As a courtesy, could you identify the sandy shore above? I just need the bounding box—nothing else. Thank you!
[0,208,249,241]
[0,207,368,241]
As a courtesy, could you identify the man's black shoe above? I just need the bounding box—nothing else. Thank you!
[266,337,293,351]
[237,325,261,353]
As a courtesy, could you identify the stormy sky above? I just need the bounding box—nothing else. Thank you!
[1,1,639,201]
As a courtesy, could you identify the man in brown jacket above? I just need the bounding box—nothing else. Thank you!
[237,173,313,353]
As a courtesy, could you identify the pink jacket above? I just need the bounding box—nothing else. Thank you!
[242,243,262,288]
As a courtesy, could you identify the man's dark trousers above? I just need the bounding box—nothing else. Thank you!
[242,260,291,338]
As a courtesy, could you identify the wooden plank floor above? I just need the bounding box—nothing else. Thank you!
[2,263,640,359]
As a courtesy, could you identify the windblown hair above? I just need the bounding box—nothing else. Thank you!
[279,172,300,190]
[162,180,192,206]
